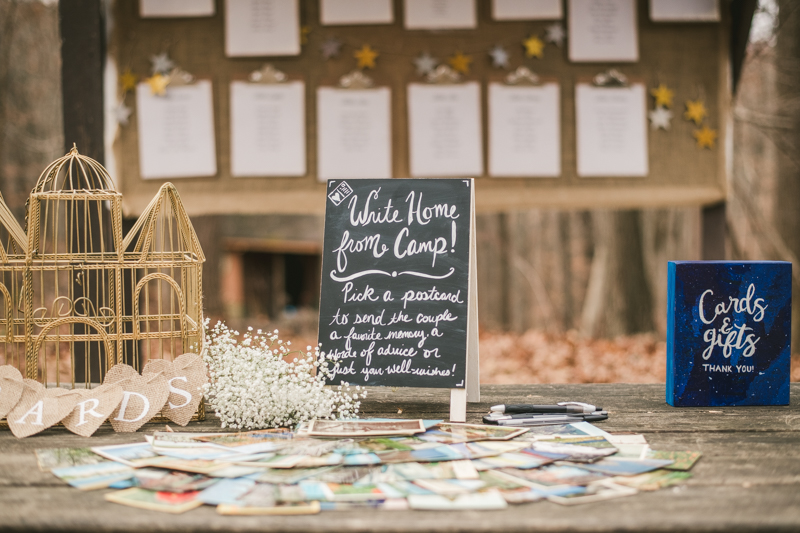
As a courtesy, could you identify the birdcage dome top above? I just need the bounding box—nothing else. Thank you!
[32,145,116,194]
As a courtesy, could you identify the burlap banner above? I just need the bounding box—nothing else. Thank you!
[0,354,207,438]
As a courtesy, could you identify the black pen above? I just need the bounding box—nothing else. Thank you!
[487,410,608,420]
[490,402,601,414]
[495,413,609,426]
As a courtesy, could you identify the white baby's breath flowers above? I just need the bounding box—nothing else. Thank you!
[202,320,364,430]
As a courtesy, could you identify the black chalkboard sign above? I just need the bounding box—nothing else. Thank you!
[318,179,478,397]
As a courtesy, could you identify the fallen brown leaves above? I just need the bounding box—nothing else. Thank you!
[479,330,800,384]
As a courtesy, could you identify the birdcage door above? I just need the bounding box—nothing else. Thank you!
[133,273,187,370]
[31,317,113,388]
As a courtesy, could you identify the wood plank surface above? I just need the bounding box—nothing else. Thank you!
[1,383,798,532]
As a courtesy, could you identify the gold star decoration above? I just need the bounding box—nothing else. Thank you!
[448,52,472,74]
[120,69,138,94]
[523,35,545,58]
[354,45,379,69]
[147,73,169,96]
[693,125,717,149]
[684,99,707,125]
[650,84,674,108]
[300,26,311,45]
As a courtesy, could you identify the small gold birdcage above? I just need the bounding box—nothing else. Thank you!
[0,146,204,399]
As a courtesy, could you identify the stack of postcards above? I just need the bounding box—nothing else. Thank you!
[36,420,701,515]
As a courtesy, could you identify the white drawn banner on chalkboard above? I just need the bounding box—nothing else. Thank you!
[318,179,474,390]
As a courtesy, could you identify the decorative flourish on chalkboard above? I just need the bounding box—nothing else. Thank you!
[329,267,455,282]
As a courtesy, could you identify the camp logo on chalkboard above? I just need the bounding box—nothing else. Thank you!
[666,261,791,407]
[318,179,472,389]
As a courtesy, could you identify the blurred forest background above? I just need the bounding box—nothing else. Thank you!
[0,0,797,382]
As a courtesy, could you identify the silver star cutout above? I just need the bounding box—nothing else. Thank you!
[488,45,509,69]
[320,38,342,60]
[649,106,673,130]
[114,102,132,126]
[545,24,566,47]
[150,52,175,75]
[413,52,438,76]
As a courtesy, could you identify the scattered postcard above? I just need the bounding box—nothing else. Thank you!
[451,460,480,480]
[104,488,203,514]
[279,481,333,502]
[327,483,389,502]
[135,456,227,475]
[606,433,648,445]
[36,447,105,472]
[407,489,508,511]
[579,457,675,476]
[132,469,218,493]
[646,450,702,471]
[207,465,264,478]
[150,431,228,448]
[613,470,692,491]
[378,481,434,497]
[474,452,554,471]
[498,465,608,487]
[258,466,338,485]
[249,455,306,469]
[513,422,599,441]
[152,446,240,461]
[479,470,531,491]
[422,424,528,444]
[306,419,426,437]
[547,480,638,506]
[319,500,407,512]
[343,453,382,466]
[197,478,256,506]
[350,437,418,454]
[90,442,159,467]
[311,465,381,485]
[526,437,618,463]
[218,501,322,516]
[613,443,650,459]
[196,428,294,454]
[51,461,135,491]
[414,479,486,496]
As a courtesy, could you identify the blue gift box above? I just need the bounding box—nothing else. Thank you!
[667,261,792,407]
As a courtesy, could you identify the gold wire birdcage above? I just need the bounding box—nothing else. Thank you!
[0,147,204,417]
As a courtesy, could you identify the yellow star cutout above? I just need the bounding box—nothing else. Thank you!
[693,125,717,149]
[300,26,311,45]
[650,84,674,108]
[354,45,379,69]
[523,35,545,58]
[684,100,707,125]
[448,52,472,74]
[120,69,137,93]
[147,73,169,96]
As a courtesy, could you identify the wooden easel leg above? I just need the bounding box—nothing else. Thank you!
[449,388,467,422]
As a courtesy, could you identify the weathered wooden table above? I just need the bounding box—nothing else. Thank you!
[1,384,799,532]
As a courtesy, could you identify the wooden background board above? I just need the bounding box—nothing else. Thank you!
[111,0,727,216]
